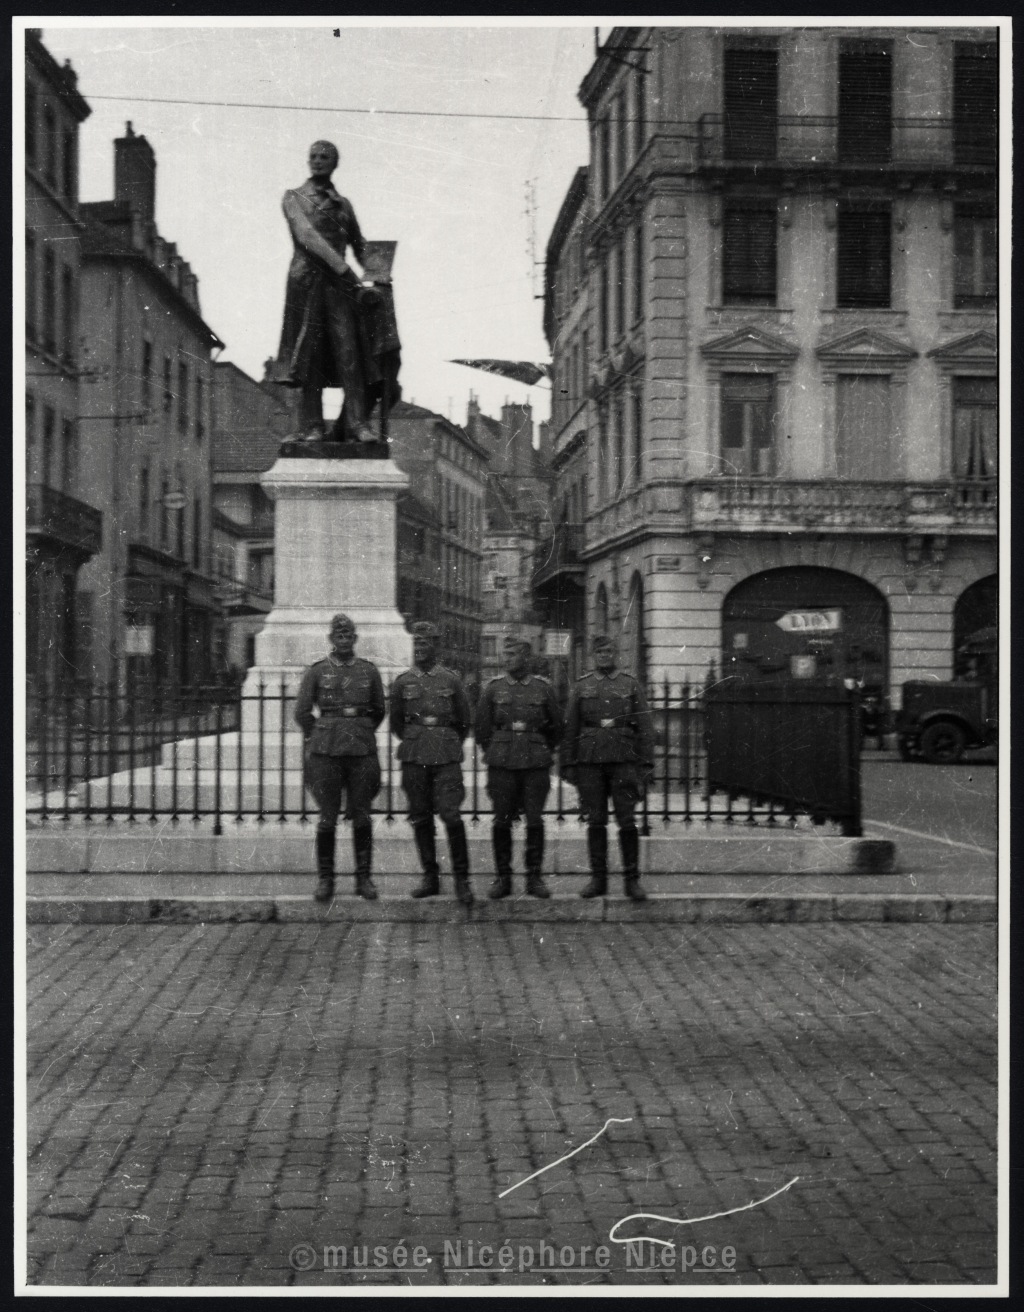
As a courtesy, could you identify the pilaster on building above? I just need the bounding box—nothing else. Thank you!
[544,25,998,700]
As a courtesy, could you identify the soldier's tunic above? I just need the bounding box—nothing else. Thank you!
[475,673,563,827]
[563,670,654,826]
[389,665,471,825]
[294,655,386,831]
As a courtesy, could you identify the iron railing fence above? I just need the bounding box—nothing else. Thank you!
[25,678,854,834]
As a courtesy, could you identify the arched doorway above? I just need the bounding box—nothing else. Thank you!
[595,583,609,637]
[621,572,647,685]
[722,567,889,694]
[953,575,997,679]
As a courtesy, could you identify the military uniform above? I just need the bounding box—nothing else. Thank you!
[563,663,654,900]
[475,670,563,898]
[390,662,473,904]
[294,651,386,899]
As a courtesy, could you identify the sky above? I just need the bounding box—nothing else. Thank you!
[36,20,601,427]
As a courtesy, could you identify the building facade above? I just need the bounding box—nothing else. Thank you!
[466,399,554,686]
[575,26,997,702]
[76,123,224,688]
[24,30,101,694]
[388,400,488,691]
[210,361,292,672]
[533,168,591,689]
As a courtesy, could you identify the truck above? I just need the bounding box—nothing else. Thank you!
[895,627,998,764]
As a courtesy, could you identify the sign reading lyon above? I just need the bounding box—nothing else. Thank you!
[775,609,843,633]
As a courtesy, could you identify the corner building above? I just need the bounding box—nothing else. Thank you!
[575,27,997,702]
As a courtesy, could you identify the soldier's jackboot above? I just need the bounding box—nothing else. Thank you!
[353,823,378,900]
[446,819,474,906]
[620,826,646,902]
[489,824,513,900]
[580,825,608,899]
[410,821,440,898]
[524,825,550,899]
[314,828,336,903]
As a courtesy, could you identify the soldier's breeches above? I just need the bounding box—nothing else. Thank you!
[306,753,381,831]
[575,763,641,828]
[486,767,550,828]
[401,762,465,827]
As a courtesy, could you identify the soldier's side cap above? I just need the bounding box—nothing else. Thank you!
[410,621,440,640]
[592,635,616,652]
[330,613,356,632]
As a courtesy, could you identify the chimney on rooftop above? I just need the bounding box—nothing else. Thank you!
[115,121,156,224]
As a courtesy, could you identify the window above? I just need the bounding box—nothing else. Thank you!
[634,68,646,156]
[141,341,153,418]
[25,81,37,163]
[599,258,609,353]
[43,104,57,188]
[633,223,645,322]
[722,205,776,305]
[631,380,644,484]
[612,393,625,494]
[62,130,75,200]
[723,47,777,160]
[838,41,892,163]
[836,206,891,308]
[60,418,77,493]
[954,43,998,165]
[42,406,55,487]
[835,375,895,479]
[26,394,36,465]
[163,357,173,413]
[615,92,627,181]
[598,118,610,201]
[614,241,625,340]
[26,231,36,340]
[954,208,996,307]
[160,475,170,547]
[139,466,150,536]
[178,361,189,432]
[192,497,202,569]
[61,265,75,363]
[595,583,609,636]
[597,404,609,501]
[721,375,775,476]
[953,377,997,478]
[175,495,186,560]
[42,248,57,353]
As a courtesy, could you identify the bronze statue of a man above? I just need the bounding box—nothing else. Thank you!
[269,140,401,445]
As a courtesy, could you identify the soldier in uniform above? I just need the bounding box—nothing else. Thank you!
[390,621,474,906]
[294,613,386,902]
[475,636,564,899]
[562,634,654,902]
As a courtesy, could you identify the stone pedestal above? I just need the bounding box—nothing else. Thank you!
[243,458,413,721]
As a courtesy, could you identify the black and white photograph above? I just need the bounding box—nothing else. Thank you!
[19,16,1005,1291]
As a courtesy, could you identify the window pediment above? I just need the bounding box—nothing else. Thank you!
[815,328,917,369]
[700,325,798,368]
[927,330,997,368]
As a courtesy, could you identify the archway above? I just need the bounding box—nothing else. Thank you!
[621,572,647,685]
[953,574,997,677]
[722,566,889,693]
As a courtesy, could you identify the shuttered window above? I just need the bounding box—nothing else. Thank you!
[836,206,891,308]
[953,376,997,478]
[954,43,998,165]
[721,375,775,476]
[614,240,625,340]
[723,205,777,305]
[835,375,895,479]
[723,48,777,160]
[838,42,892,163]
[954,207,996,306]
[634,70,646,155]
[633,222,645,322]
[598,118,610,201]
[615,91,627,182]
[598,258,609,352]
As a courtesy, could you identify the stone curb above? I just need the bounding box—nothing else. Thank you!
[25,893,996,925]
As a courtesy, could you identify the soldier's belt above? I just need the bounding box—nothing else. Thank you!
[321,709,369,719]
[584,719,620,729]
[511,720,528,732]
[416,715,448,727]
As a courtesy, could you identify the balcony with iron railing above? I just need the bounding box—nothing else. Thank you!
[26,483,103,559]
[696,114,997,171]
[687,478,997,535]
[533,524,586,589]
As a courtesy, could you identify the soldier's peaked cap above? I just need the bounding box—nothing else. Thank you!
[410,621,440,640]
[592,634,616,652]
[330,613,356,632]
[503,634,532,653]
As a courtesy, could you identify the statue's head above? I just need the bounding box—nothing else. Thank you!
[308,140,339,177]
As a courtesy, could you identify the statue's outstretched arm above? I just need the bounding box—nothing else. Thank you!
[282,191,353,279]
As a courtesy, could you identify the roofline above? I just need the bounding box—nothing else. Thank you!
[578,26,644,113]
[395,404,491,463]
[26,30,91,123]
[544,166,590,344]
[81,244,224,350]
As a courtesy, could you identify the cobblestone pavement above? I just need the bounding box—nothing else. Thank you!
[26,922,997,1288]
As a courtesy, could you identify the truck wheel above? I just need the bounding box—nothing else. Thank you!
[897,736,916,761]
[919,721,967,765]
